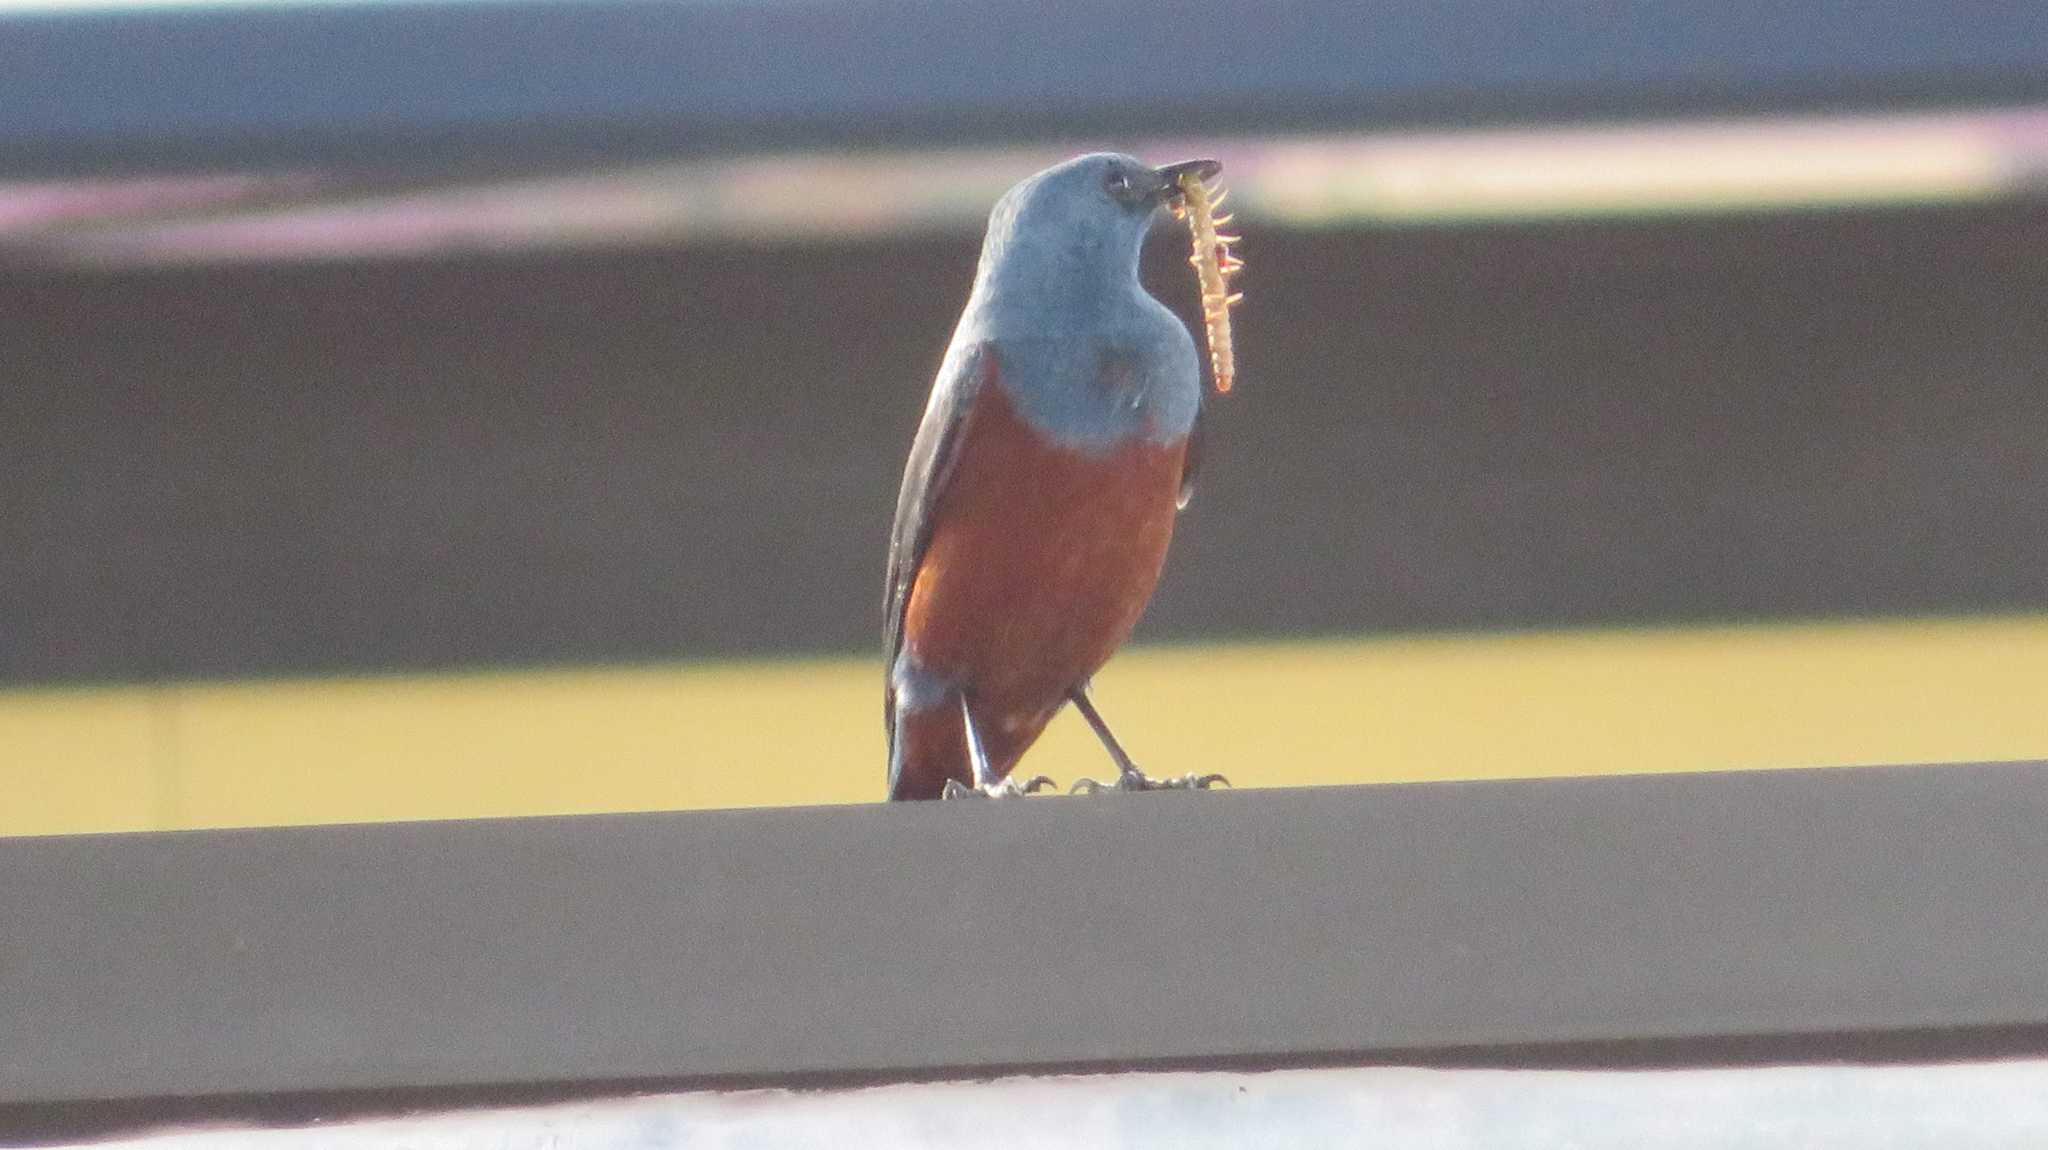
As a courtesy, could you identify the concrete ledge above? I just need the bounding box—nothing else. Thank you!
[7,760,2048,1121]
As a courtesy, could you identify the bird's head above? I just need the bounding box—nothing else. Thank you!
[969,153,1221,324]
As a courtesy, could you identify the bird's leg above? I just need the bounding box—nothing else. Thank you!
[941,693,1055,799]
[1067,685,1228,794]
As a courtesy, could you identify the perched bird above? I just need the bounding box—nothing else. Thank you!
[883,153,1228,800]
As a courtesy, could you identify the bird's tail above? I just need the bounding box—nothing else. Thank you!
[887,702,973,801]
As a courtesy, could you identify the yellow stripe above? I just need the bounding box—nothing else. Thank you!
[5,614,2046,837]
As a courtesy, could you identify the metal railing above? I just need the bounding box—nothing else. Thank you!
[5,0,2047,175]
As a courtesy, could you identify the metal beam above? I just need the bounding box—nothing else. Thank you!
[4,0,2047,175]
[6,760,2048,1127]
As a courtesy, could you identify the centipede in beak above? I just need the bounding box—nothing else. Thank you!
[1171,172,1242,395]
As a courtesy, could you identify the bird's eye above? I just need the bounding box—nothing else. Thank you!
[1104,168,1134,198]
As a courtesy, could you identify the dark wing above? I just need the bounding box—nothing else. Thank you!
[883,340,995,734]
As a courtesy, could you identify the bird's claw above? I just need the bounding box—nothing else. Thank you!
[1070,770,1230,795]
[941,774,1058,799]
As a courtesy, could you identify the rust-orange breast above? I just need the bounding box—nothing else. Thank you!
[901,382,1186,769]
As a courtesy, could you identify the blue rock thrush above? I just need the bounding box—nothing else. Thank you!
[883,153,1229,800]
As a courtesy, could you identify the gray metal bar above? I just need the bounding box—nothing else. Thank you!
[5,0,2048,176]
[6,760,2048,1113]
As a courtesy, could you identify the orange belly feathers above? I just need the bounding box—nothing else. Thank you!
[896,383,1187,791]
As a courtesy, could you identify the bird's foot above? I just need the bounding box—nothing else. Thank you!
[1070,768,1229,795]
[941,774,1057,799]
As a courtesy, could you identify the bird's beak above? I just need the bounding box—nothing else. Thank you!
[1150,158,1222,206]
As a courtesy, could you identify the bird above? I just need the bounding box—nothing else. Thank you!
[882,152,1229,800]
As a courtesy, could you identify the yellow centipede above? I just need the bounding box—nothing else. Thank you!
[1173,172,1242,394]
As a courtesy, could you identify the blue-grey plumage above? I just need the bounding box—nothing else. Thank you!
[949,152,1204,448]
[883,154,1221,801]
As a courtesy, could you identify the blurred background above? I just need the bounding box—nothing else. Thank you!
[4,0,2048,835]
